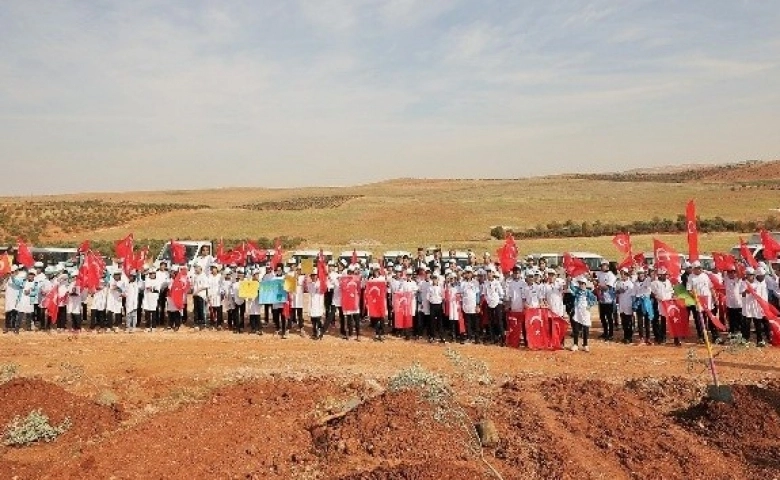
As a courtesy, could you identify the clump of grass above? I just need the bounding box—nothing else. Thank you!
[95,390,119,407]
[388,362,453,406]
[4,409,71,447]
[0,363,19,384]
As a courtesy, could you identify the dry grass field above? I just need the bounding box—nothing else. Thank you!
[2,160,778,258]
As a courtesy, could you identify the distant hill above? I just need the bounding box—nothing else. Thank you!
[568,159,780,184]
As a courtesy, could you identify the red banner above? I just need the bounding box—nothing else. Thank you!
[663,299,690,338]
[686,200,699,262]
[524,308,549,350]
[393,291,414,329]
[364,280,387,318]
[339,275,361,313]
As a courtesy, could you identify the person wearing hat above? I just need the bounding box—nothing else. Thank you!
[460,267,480,343]
[615,268,635,344]
[504,267,526,348]
[686,260,717,343]
[191,264,208,330]
[245,269,263,335]
[741,267,770,346]
[155,261,171,326]
[633,269,654,345]
[723,265,744,337]
[142,269,162,331]
[291,265,306,333]
[595,260,616,341]
[106,270,126,332]
[426,273,446,343]
[482,269,506,346]
[123,271,140,333]
[64,271,84,332]
[230,268,246,333]
[222,269,236,331]
[542,268,567,348]
[206,264,225,330]
[90,278,108,331]
[15,270,39,332]
[650,267,675,344]
[570,276,596,352]
[32,261,46,328]
[307,272,327,340]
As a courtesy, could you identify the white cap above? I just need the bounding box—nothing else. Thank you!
[477,268,486,275]
[546,268,556,274]
[237,267,245,273]
[756,267,766,275]
[394,265,402,272]
[657,267,668,275]
[620,267,629,273]
[577,276,588,283]
[600,259,609,265]
[405,268,413,275]
[34,261,44,268]
[691,260,701,268]
[746,267,755,275]
[683,261,692,268]
[224,268,232,275]
[464,266,473,272]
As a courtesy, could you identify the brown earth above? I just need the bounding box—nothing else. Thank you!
[0,330,779,479]
[699,159,780,183]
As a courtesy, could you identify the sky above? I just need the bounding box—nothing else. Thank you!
[1,0,779,195]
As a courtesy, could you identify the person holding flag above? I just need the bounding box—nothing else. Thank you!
[723,265,744,337]
[615,268,635,344]
[570,276,597,352]
[307,271,327,340]
[142,269,162,331]
[65,271,86,332]
[650,267,675,344]
[633,269,654,345]
[595,260,617,341]
[741,267,770,346]
[686,261,718,343]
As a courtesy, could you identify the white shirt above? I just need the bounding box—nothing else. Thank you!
[124,280,140,313]
[192,272,208,299]
[66,283,86,314]
[308,279,326,318]
[460,279,479,314]
[91,286,108,311]
[504,278,525,312]
[542,278,566,317]
[418,279,431,314]
[427,284,444,305]
[206,273,223,307]
[522,282,544,309]
[741,279,767,319]
[107,279,126,314]
[615,279,635,315]
[482,279,505,309]
[142,276,163,311]
[686,272,713,310]
[723,275,743,309]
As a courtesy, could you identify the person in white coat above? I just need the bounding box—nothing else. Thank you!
[570,277,597,352]
[231,269,246,333]
[106,271,126,332]
[142,269,162,330]
[65,274,86,332]
[504,267,527,347]
[124,271,140,332]
[222,269,236,331]
[206,265,224,329]
[686,261,716,342]
[246,270,263,335]
[4,268,23,333]
[482,269,506,345]
[459,268,480,343]
[91,279,109,331]
[191,264,208,330]
[16,270,38,332]
[650,268,675,344]
[291,268,306,331]
[615,269,635,343]
[307,272,326,340]
[741,268,771,346]
[399,269,419,340]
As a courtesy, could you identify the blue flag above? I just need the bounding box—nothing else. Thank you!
[259,278,287,304]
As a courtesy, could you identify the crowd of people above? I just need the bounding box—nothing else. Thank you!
[2,244,779,352]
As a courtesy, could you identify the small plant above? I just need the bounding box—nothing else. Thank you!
[95,390,119,407]
[723,333,752,355]
[0,363,19,384]
[388,362,453,407]
[4,409,71,447]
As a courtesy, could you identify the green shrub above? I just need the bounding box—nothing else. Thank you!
[4,409,71,447]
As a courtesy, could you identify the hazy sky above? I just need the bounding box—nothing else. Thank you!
[1,1,779,195]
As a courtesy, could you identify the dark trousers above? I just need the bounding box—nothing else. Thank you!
[573,322,589,347]
[264,304,271,323]
[91,310,103,329]
[234,303,246,331]
[34,305,43,329]
[56,306,67,330]
[144,310,159,329]
[372,316,384,338]
[193,297,206,327]
[209,306,223,327]
[727,308,743,336]
[169,311,182,330]
[312,316,324,339]
[324,291,334,318]
[636,309,651,341]
[70,313,82,331]
[691,307,719,340]
[653,316,666,343]
[4,310,16,331]
[293,308,304,328]
[429,303,444,340]
[347,313,360,337]
[598,303,614,339]
[754,317,770,344]
[112,312,122,329]
[336,306,347,336]
[272,308,286,335]
[249,314,260,333]
[465,313,479,342]
[620,313,633,342]
[487,306,505,344]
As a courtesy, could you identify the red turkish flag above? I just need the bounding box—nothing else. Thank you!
[563,253,589,278]
[169,270,190,310]
[548,313,569,350]
[663,299,690,338]
[170,239,186,265]
[351,249,358,266]
[317,250,329,293]
[612,233,632,255]
[364,280,387,318]
[114,234,134,259]
[43,286,62,324]
[270,238,283,271]
[16,238,34,269]
[712,252,736,271]
[653,239,681,282]
[133,246,149,271]
[339,275,361,312]
[497,233,518,274]
[246,241,267,263]
[759,229,780,261]
[617,252,645,271]
[77,240,91,254]
[393,291,414,329]
[524,308,549,350]
[283,293,291,319]
[216,239,228,264]
[739,237,759,269]
[686,200,699,262]
[0,253,12,276]
[505,312,523,348]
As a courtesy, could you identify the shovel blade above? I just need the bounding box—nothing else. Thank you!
[706,384,734,404]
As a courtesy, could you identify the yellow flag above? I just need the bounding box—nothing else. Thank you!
[284,275,297,293]
[301,258,314,275]
[238,280,259,300]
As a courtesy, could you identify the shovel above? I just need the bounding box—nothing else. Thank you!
[695,294,733,403]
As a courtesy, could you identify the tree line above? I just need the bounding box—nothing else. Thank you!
[490,214,780,240]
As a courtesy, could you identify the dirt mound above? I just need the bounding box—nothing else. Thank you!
[676,382,780,479]
[0,378,126,443]
[337,461,485,479]
[624,376,705,413]
[699,159,780,182]
[316,390,472,478]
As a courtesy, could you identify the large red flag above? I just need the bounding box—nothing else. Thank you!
[618,252,645,271]
[393,291,414,329]
[16,238,34,269]
[339,275,361,312]
[653,239,681,282]
[364,280,387,318]
[170,270,190,310]
[505,312,523,348]
[759,229,780,261]
[497,233,518,274]
[317,250,329,293]
[170,239,186,265]
[246,241,267,263]
[685,200,699,262]
[562,253,590,278]
[739,238,759,269]
[663,299,690,338]
[712,252,736,271]
[114,234,134,259]
[612,232,632,255]
[132,246,149,272]
[270,238,283,270]
[524,308,549,350]
[548,313,569,350]
[215,239,227,264]
[43,286,62,324]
